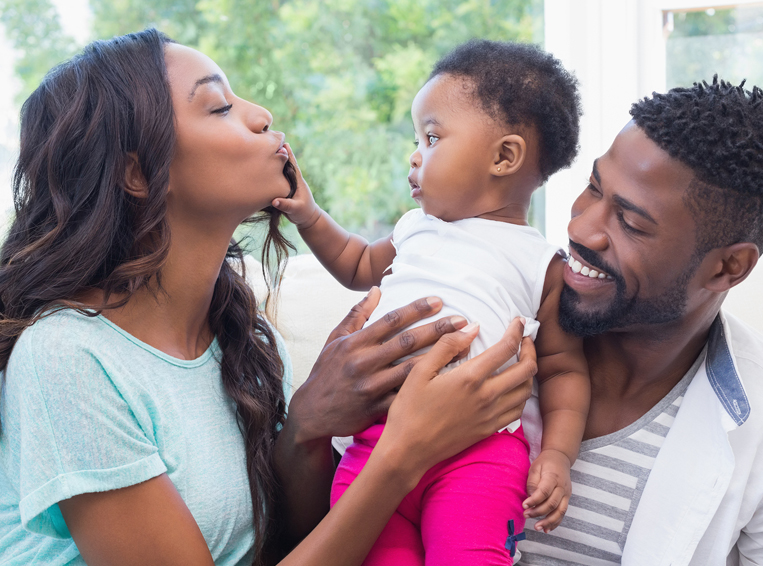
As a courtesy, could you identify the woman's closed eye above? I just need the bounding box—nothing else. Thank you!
[211,103,233,115]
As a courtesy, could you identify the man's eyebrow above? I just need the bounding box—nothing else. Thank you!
[592,159,601,184]
[592,158,657,224]
[188,74,224,101]
[613,194,658,224]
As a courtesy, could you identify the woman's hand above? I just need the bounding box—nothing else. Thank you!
[271,143,321,229]
[274,288,470,543]
[285,287,471,444]
[277,316,536,566]
[375,317,537,487]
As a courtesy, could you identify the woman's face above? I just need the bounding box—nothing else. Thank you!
[163,43,291,227]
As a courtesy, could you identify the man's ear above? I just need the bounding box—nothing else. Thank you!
[492,134,526,177]
[703,242,759,292]
[124,152,149,199]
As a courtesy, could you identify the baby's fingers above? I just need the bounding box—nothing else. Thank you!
[524,483,565,520]
[523,466,551,510]
[531,493,569,533]
[271,196,297,213]
[284,143,302,173]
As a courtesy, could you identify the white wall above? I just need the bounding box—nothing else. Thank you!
[543,0,763,333]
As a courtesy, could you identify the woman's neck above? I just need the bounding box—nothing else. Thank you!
[95,218,234,360]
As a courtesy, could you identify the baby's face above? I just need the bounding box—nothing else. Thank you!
[408,74,509,222]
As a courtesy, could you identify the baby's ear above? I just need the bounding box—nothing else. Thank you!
[493,135,527,177]
[124,152,149,199]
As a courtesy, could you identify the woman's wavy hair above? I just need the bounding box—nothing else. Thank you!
[0,28,294,564]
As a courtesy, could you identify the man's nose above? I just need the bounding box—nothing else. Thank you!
[568,191,609,251]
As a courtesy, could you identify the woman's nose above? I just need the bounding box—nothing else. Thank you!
[248,104,273,133]
[568,190,609,251]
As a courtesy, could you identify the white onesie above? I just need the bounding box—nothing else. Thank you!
[366,208,562,441]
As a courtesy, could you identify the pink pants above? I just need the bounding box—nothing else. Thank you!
[330,422,530,566]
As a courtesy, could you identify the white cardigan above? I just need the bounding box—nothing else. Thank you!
[554,311,763,565]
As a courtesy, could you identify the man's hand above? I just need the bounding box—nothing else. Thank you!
[285,287,470,444]
[271,143,322,229]
[523,448,572,532]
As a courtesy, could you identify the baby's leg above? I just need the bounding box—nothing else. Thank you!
[331,424,425,566]
[418,429,530,566]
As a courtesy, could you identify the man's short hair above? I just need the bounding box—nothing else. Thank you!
[630,76,763,257]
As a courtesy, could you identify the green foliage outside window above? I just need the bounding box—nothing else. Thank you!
[1,0,542,250]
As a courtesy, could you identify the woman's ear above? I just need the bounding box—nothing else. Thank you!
[493,135,527,177]
[124,152,149,199]
[703,242,759,293]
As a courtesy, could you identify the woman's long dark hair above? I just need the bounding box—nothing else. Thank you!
[0,29,293,564]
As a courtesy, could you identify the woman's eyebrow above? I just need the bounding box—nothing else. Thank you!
[188,74,224,101]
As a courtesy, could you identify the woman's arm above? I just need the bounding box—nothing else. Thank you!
[274,288,470,542]
[57,295,533,566]
[271,145,396,290]
[58,474,215,566]
[278,315,537,565]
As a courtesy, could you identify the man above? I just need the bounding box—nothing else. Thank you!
[519,77,763,564]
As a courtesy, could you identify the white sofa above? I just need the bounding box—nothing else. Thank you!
[246,253,763,395]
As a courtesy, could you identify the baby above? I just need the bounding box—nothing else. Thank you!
[273,40,589,565]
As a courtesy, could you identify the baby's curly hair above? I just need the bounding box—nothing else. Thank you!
[631,76,763,256]
[430,39,581,183]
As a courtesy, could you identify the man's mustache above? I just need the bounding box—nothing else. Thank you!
[568,240,623,283]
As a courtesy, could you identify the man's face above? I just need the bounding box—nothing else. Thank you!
[559,121,701,337]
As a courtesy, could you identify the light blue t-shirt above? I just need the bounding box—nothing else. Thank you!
[0,309,292,565]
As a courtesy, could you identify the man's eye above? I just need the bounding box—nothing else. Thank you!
[211,103,233,115]
[587,182,602,196]
[428,135,439,145]
[616,211,643,235]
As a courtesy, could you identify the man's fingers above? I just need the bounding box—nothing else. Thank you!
[359,297,444,345]
[324,287,381,345]
[371,314,468,367]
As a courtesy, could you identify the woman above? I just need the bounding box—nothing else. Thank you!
[0,29,534,566]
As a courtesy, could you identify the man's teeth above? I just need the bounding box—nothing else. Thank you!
[568,257,612,279]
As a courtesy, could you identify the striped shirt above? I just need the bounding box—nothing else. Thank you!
[517,350,706,565]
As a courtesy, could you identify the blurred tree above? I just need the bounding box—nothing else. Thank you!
[0,0,76,103]
[666,6,763,91]
[3,0,540,246]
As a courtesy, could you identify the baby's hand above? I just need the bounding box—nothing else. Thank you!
[523,448,572,533]
[271,143,321,229]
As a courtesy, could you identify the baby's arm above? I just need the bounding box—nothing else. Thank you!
[271,145,396,291]
[522,254,590,532]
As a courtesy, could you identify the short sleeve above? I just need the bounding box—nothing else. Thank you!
[4,324,166,538]
[392,208,425,250]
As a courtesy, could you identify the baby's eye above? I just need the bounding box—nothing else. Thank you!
[428,134,439,145]
[413,139,420,147]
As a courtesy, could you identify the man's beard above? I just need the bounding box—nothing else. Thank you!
[558,241,699,338]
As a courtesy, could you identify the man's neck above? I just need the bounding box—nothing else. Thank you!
[582,307,719,439]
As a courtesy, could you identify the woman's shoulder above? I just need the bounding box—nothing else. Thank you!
[8,309,128,383]
[14,308,105,360]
